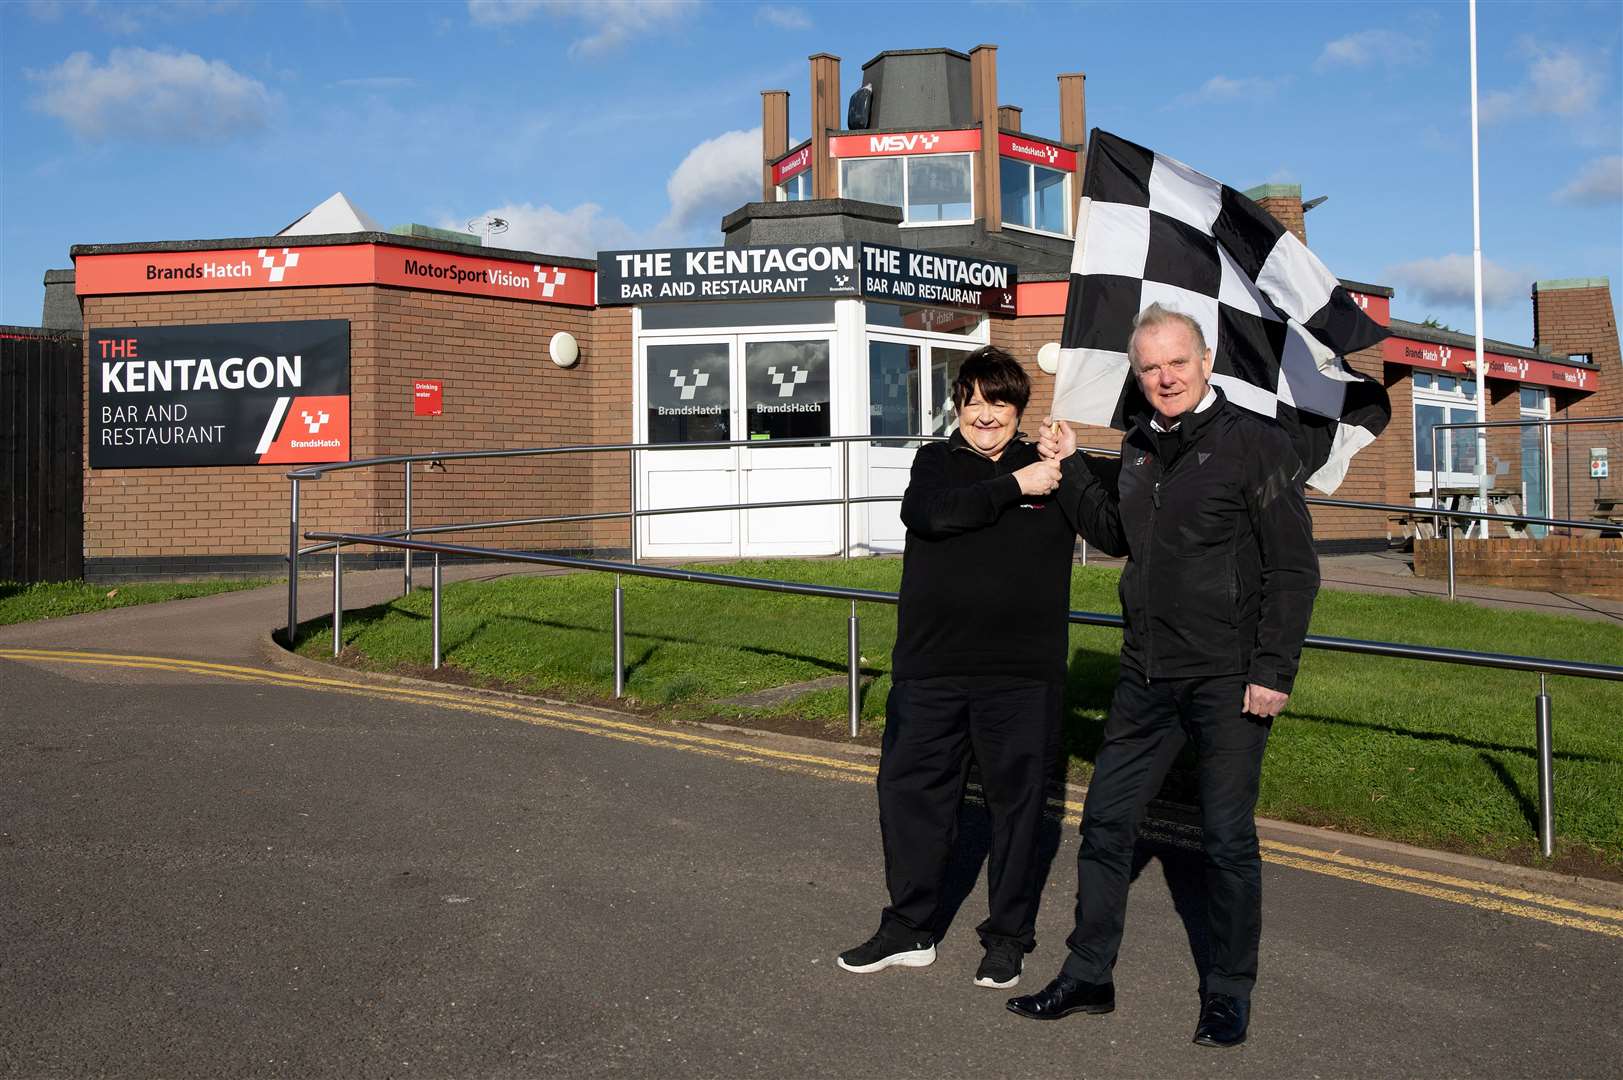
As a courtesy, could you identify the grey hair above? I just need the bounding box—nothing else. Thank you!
[1128,302,1208,365]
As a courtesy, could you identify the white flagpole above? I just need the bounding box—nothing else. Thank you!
[1470,0,1490,536]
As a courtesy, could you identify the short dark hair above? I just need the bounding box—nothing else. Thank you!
[951,345,1031,415]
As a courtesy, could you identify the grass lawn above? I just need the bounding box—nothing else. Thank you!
[298,559,1623,873]
[0,578,271,626]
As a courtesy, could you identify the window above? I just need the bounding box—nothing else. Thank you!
[1412,372,1480,478]
[866,301,982,336]
[929,346,975,435]
[1519,386,1548,411]
[868,340,919,438]
[640,299,836,331]
[745,340,830,441]
[841,157,903,208]
[1000,157,1070,235]
[646,342,730,444]
[776,172,810,202]
[1568,352,1592,365]
[839,153,973,226]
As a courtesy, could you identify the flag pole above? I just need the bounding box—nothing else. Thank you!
[1469,0,1489,537]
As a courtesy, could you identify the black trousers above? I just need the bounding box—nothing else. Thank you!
[1062,671,1270,999]
[877,675,1063,951]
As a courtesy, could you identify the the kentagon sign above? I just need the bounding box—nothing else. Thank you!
[858,243,1017,316]
[597,242,1018,314]
[597,244,861,304]
[89,320,351,469]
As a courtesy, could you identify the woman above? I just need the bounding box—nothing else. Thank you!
[837,345,1076,990]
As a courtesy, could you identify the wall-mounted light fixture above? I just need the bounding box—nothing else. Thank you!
[1037,342,1061,375]
[549,331,580,368]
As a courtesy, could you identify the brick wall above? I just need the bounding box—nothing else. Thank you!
[1533,281,1621,521]
[1413,536,1623,599]
[82,283,618,573]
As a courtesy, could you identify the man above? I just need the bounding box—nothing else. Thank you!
[1007,303,1319,1047]
[838,346,1073,991]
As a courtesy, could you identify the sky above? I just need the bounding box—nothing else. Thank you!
[2,0,1620,346]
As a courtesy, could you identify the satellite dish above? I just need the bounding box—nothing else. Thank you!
[847,83,874,130]
[466,215,509,246]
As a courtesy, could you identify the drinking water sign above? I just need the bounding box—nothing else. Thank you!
[89,320,351,468]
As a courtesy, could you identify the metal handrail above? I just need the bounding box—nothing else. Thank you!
[304,530,1623,682]
[302,528,1622,860]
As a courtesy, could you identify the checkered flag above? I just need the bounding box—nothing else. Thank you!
[1052,130,1390,493]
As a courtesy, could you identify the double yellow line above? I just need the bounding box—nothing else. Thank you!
[6,646,1622,940]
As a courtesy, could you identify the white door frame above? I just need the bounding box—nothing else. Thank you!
[634,312,842,558]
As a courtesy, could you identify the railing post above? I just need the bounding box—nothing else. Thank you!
[848,600,861,738]
[841,439,851,560]
[1536,673,1555,858]
[431,551,442,671]
[403,462,414,596]
[1446,518,1457,598]
[629,447,639,566]
[286,477,300,648]
[1080,539,1088,566]
[613,575,626,699]
[332,542,343,658]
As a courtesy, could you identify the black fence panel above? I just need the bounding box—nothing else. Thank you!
[1,326,84,583]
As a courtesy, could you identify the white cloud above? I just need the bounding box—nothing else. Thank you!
[1481,40,1605,124]
[439,202,643,259]
[466,0,701,56]
[755,4,809,29]
[1315,29,1427,70]
[659,126,763,235]
[25,0,243,34]
[1554,155,1623,206]
[441,124,761,258]
[1385,254,1526,309]
[28,48,275,141]
[333,76,416,90]
[1172,75,1285,107]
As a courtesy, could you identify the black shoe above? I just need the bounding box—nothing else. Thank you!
[1006,975,1115,1020]
[836,926,936,974]
[1192,992,1250,1047]
[973,940,1024,989]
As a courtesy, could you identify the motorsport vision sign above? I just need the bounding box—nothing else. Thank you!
[596,243,1016,313]
[89,320,351,468]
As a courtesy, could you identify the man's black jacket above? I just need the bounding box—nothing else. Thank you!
[1058,391,1320,692]
[891,430,1077,685]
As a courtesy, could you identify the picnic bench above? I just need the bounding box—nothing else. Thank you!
[1391,487,1526,547]
[1593,495,1623,538]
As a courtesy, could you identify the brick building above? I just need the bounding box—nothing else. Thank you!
[61,45,1619,578]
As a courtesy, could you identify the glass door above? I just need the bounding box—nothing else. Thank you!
[865,336,979,552]
[637,338,740,558]
[738,333,839,555]
[1412,373,1481,504]
[1520,388,1551,539]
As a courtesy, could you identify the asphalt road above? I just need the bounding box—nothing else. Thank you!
[3,654,1621,1079]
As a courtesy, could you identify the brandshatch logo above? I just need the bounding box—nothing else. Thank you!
[533,266,568,298]
[670,368,710,400]
[776,146,810,180]
[767,365,808,398]
[300,409,330,435]
[1007,139,1062,165]
[258,248,300,283]
[870,133,940,154]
